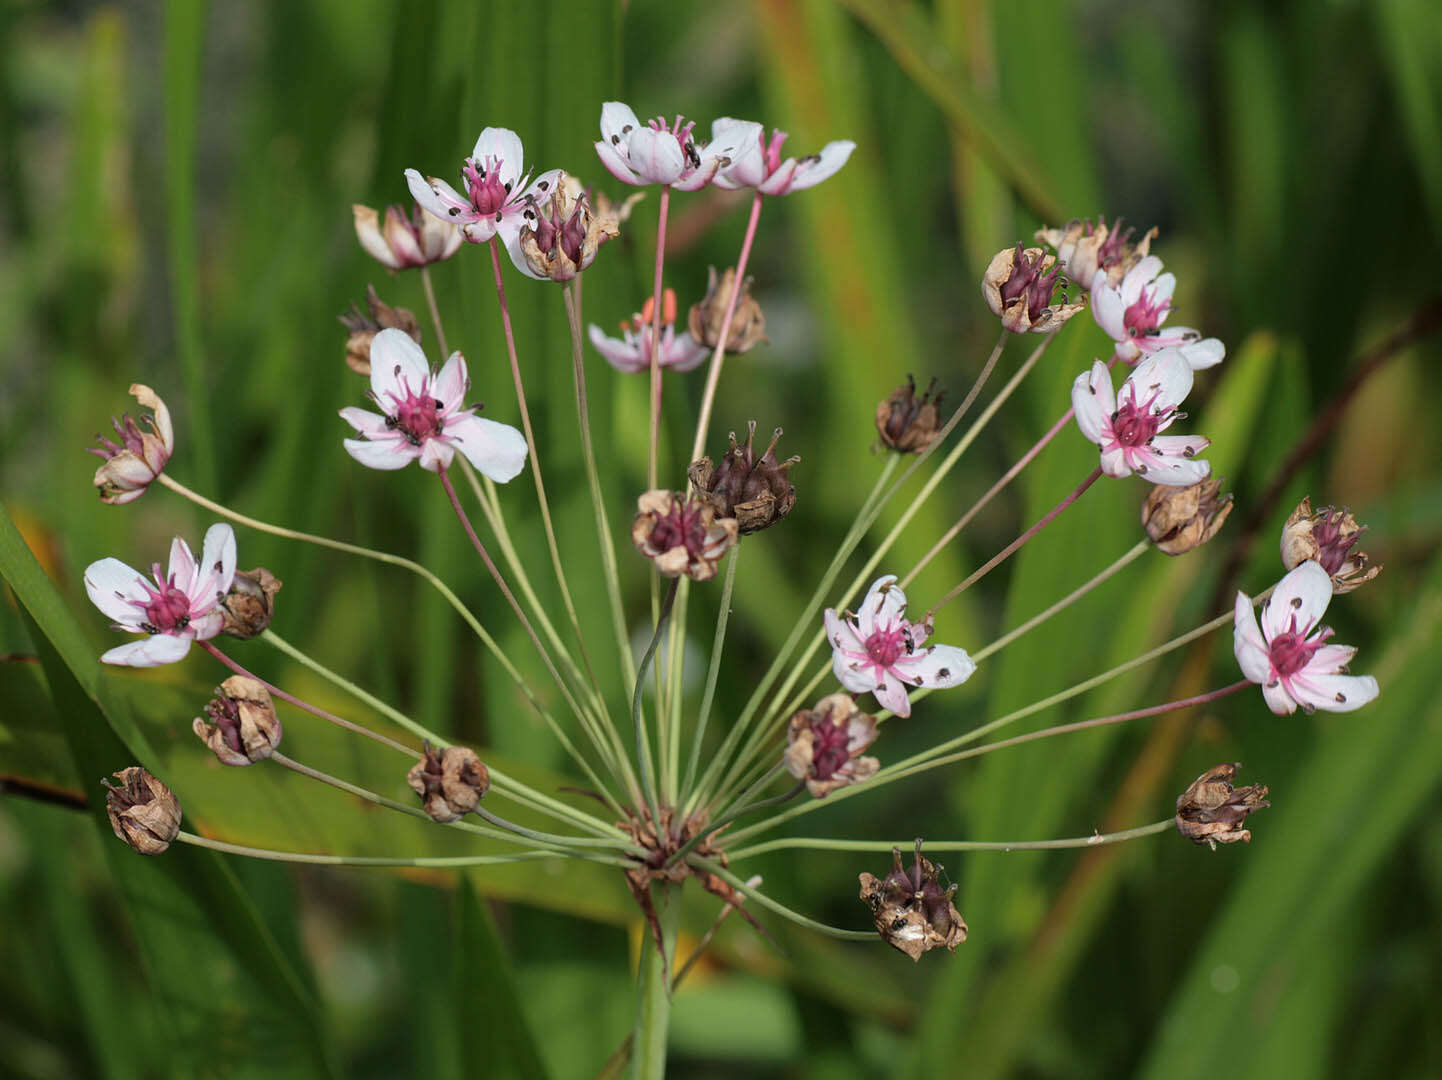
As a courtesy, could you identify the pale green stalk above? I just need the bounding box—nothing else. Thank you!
[631,884,680,1080]
[725,819,1175,860]
[686,858,875,941]
[177,832,631,869]
[679,546,739,801]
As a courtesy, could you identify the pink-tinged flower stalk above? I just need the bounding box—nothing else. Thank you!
[84,523,237,666]
[339,328,527,477]
[595,102,758,190]
[352,202,462,269]
[404,127,563,276]
[710,118,855,195]
[824,575,975,718]
[1092,255,1224,370]
[588,289,708,374]
[784,693,880,798]
[1071,349,1211,486]
[88,384,174,505]
[1233,560,1380,715]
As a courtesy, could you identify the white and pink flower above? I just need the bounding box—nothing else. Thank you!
[84,523,236,666]
[88,384,174,505]
[1092,255,1224,369]
[588,289,708,374]
[339,328,527,477]
[1071,349,1211,486]
[824,575,975,718]
[594,102,758,191]
[1233,560,1379,715]
[404,127,563,276]
[353,201,462,270]
[710,118,855,195]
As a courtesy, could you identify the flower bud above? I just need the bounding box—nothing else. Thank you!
[353,202,462,270]
[876,375,944,453]
[688,422,798,535]
[631,490,738,581]
[517,173,619,282]
[1034,216,1157,292]
[1175,763,1270,849]
[1280,497,1381,593]
[407,742,490,823]
[193,676,282,766]
[102,767,182,855]
[784,693,879,798]
[219,567,282,639]
[339,285,422,376]
[858,840,967,961]
[1142,478,1233,555]
[687,266,767,355]
[88,385,174,505]
[981,243,1086,334]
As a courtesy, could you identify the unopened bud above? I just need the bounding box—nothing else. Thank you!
[687,266,767,354]
[1175,763,1270,849]
[407,742,490,823]
[1142,479,1232,555]
[88,384,174,505]
[193,676,282,766]
[858,839,967,961]
[353,202,462,270]
[981,244,1086,334]
[339,285,422,376]
[876,375,944,453]
[219,567,282,639]
[631,490,738,581]
[1280,497,1381,593]
[688,421,798,535]
[102,767,182,855]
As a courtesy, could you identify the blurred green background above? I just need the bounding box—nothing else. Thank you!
[3,0,1442,1076]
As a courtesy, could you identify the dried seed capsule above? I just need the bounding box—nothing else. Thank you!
[517,173,619,281]
[1142,479,1233,555]
[981,243,1086,334]
[858,840,967,961]
[687,266,767,354]
[876,375,944,453]
[219,567,283,639]
[193,676,282,766]
[102,767,182,855]
[407,742,490,823]
[688,422,798,535]
[631,490,738,580]
[1279,497,1381,593]
[1175,763,1270,849]
[339,285,422,376]
[1034,216,1157,291]
[783,693,879,798]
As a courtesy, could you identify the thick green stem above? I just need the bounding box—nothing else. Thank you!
[631,884,681,1080]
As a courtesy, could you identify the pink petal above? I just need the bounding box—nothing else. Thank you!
[599,101,641,145]
[1098,445,1134,478]
[594,139,643,186]
[417,437,455,473]
[193,523,237,602]
[626,128,686,185]
[405,169,473,225]
[824,609,864,654]
[471,127,524,187]
[1120,255,1162,307]
[1262,678,1298,715]
[1264,560,1333,641]
[433,352,469,411]
[855,575,903,638]
[1091,280,1128,341]
[344,437,418,470]
[101,634,193,667]
[664,332,710,372]
[167,535,197,586]
[1127,349,1193,413]
[84,558,150,625]
[873,674,912,718]
[757,159,801,195]
[905,644,976,689]
[1072,361,1115,445]
[1140,454,1211,487]
[369,328,431,405]
[1310,644,1358,673]
[1149,434,1211,460]
[785,140,855,192]
[1233,592,1272,684]
[589,324,645,373]
[447,415,529,483]
[1177,336,1225,370]
[1288,671,1379,713]
[517,168,564,208]
[339,406,392,437]
[670,156,723,191]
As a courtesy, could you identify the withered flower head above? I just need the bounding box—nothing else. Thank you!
[591,187,645,228]
[784,692,879,798]
[1280,497,1381,593]
[981,243,1086,334]
[407,742,490,823]
[876,375,944,453]
[192,675,282,766]
[219,566,282,639]
[1034,216,1157,292]
[1175,763,1270,849]
[353,202,462,270]
[631,490,738,581]
[687,266,768,354]
[1142,478,1233,556]
[858,840,967,961]
[102,767,182,855]
[518,173,619,282]
[339,285,422,376]
[688,421,798,535]
[88,384,174,505]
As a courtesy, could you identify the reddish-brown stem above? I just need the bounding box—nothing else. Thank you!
[199,640,415,755]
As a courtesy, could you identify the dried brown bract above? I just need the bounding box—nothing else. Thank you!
[193,676,283,766]
[688,422,798,535]
[876,375,944,453]
[858,840,967,961]
[102,767,182,856]
[1175,763,1270,849]
[687,266,767,354]
[1280,497,1381,593]
[631,490,738,580]
[1142,479,1233,555]
[220,566,283,639]
[340,285,422,376]
[407,742,490,823]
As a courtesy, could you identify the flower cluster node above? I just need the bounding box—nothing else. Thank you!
[102,767,182,856]
[688,421,798,535]
[1280,497,1380,593]
[219,566,282,639]
[407,742,490,823]
[859,840,967,961]
[1142,478,1233,555]
[631,490,738,580]
[875,375,944,453]
[518,173,620,282]
[784,693,879,798]
[352,201,462,270]
[89,384,174,505]
[1175,763,1270,848]
[193,676,282,766]
[982,243,1086,334]
[687,265,768,354]
[1035,216,1157,292]
[339,285,422,376]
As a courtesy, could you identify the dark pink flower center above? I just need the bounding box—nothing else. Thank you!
[650,503,709,558]
[1111,387,1170,448]
[385,376,446,447]
[1268,627,1325,679]
[139,569,192,633]
[88,413,149,461]
[1095,216,1135,272]
[462,156,512,217]
[999,243,1064,322]
[1123,283,1171,337]
[808,719,852,781]
[864,624,909,669]
[1312,509,1363,576]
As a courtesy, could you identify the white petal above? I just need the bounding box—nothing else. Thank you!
[757,159,801,195]
[197,523,237,597]
[405,169,473,225]
[101,634,193,667]
[167,535,197,586]
[873,674,912,718]
[594,139,643,186]
[1177,337,1225,370]
[906,644,976,689]
[369,327,432,405]
[500,222,548,281]
[664,332,711,372]
[339,406,392,437]
[1128,349,1194,412]
[1149,272,1177,308]
[855,575,903,638]
[711,117,766,187]
[627,128,686,185]
[1098,446,1133,478]
[824,609,865,655]
[1233,592,1272,684]
[1091,281,1127,341]
[670,156,725,191]
[1264,560,1333,641]
[1262,679,1298,715]
[448,415,528,483]
[353,204,400,268]
[1120,255,1162,306]
[786,140,855,191]
[84,558,150,624]
[1143,454,1211,486]
[471,127,524,186]
[589,325,645,372]
[599,101,641,145]
[1288,671,1378,713]
[418,437,455,473]
[433,352,469,411]
[518,168,564,208]
[1149,434,1211,460]
[1072,361,1115,444]
[344,437,418,470]
[1310,644,1357,673]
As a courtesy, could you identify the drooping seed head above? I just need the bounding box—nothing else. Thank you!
[192,676,282,766]
[219,566,282,639]
[1142,478,1233,555]
[858,839,967,961]
[687,266,767,355]
[876,375,944,453]
[407,742,490,823]
[1175,763,1270,849]
[102,767,182,855]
